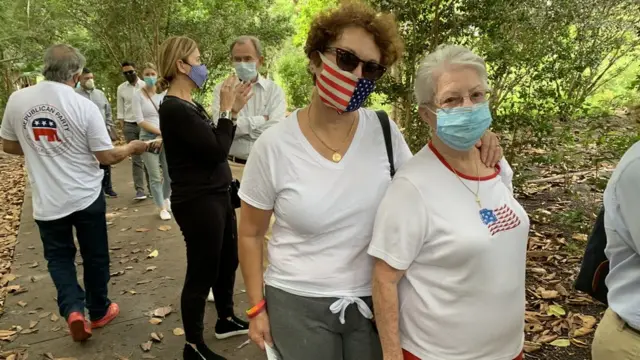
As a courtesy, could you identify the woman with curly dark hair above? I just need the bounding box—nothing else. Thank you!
[237,2,501,359]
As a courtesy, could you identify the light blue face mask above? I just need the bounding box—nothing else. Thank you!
[435,102,493,151]
[234,61,258,82]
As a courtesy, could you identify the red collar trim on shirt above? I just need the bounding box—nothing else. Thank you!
[428,141,500,181]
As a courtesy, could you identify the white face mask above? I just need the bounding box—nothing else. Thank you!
[84,79,95,90]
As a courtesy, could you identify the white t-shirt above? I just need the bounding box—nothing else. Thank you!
[368,143,528,360]
[0,81,113,221]
[239,108,413,298]
[132,88,166,129]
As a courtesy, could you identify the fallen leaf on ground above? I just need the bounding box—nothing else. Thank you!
[158,225,171,231]
[136,228,150,233]
[29,320,38,328]
[17,301,27,308]
[28,262,38,268]
[145,266,157,272]
[141,341,152,351]
[137,280,152,285]
[547,304,566,317]
[149,318,162,325]
[120,227,131,232]
[50,314,59,322]
[44,353,55,359]
[110,270,125,277]
[21,328,38,334]
[147,250,159,258]
[153,306,172,318]
[523,341,541,353]
[550,339,571,347]
[572,233,588,241]
[173,328,185,336]
[150,332,163,342]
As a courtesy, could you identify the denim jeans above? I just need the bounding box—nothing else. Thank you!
[139,130,171,208]
[35,194,111,320]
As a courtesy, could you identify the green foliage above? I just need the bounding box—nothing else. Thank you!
[274,45,313,110]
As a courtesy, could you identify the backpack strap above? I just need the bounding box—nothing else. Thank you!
[376,110,395,178]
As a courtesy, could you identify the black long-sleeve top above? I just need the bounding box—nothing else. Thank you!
[159,95,235,204]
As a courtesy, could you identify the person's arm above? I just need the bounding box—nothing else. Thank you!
[2,140,23,155]
[211,83,222,124]
[103,92,114,130]
[236,133,278,350]
[116,86,124,125]
[94,142,146,165]
[617,159,640,248]
[248,85,287,139]
[373,260,406,360]
[0,95,23,155]
[368,177,429,360]
[139,121,161,135]
[160,100,234,164]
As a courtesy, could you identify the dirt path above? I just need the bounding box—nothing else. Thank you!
[0,160,264,360]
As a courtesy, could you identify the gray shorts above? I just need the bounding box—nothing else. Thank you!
[266,285,382,360]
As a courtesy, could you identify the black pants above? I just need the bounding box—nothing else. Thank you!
[34,194,111,320]
[172,192,238,344]
[100,164,113,193]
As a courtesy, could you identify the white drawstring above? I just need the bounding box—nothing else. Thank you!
[329,297,373,324]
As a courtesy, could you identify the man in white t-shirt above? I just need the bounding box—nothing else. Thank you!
[0,44,147,342]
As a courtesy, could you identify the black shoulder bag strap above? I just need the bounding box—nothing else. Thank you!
[376,110,396,178]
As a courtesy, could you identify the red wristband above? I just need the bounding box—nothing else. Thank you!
[246,299,266,319]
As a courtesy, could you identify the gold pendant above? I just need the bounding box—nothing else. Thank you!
[475,196,482,207]
[332,152,342,162]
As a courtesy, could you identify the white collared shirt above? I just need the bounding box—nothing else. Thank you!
[211,76,286,160]
[116,79,146,123]
[604,141,640,329]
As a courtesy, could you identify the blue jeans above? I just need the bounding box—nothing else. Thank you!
[35,194,111,320]
[140,130,171,208]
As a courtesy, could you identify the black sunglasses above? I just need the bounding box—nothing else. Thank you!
[326,47,387,80]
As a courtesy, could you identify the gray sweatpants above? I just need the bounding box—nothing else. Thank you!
[123,122,148,193]
[266,286,382,360]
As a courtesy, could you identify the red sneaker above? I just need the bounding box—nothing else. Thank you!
[67,312,92,342]
[91,303,120,329]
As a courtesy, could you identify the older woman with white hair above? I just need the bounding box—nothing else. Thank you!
[369,44,529,360]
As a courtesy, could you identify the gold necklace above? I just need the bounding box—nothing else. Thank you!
[450,159,482,208]
[307,105,357,163]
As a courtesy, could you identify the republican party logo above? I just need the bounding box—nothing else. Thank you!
[21,104,72,156]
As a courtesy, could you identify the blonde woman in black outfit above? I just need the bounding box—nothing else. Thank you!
[157,36,252,360]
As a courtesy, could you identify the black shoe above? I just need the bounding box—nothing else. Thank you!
[214,315,249,340]
[105,190,118,198]
[183,343,226,360]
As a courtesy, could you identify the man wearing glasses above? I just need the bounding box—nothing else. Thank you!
[117,61,148,200]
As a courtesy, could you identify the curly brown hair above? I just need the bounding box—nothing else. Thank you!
[304,1,404,68]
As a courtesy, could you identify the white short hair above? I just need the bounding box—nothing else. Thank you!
[414,44,488,106]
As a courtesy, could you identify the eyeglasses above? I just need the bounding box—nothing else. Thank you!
[325,47,387,81]
[437,90,491,110]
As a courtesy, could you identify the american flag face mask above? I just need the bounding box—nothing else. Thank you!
[316,52,376,114]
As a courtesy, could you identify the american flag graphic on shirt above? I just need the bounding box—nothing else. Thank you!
[316,55,376,114]
[479,204,521,236]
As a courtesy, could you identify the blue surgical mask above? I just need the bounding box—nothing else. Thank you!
[435,102,493,151]
[144,76,157,87]
[186,63,208,89]
[234,62,258,82]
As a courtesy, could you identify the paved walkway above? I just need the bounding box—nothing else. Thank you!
[0,160,265,359]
